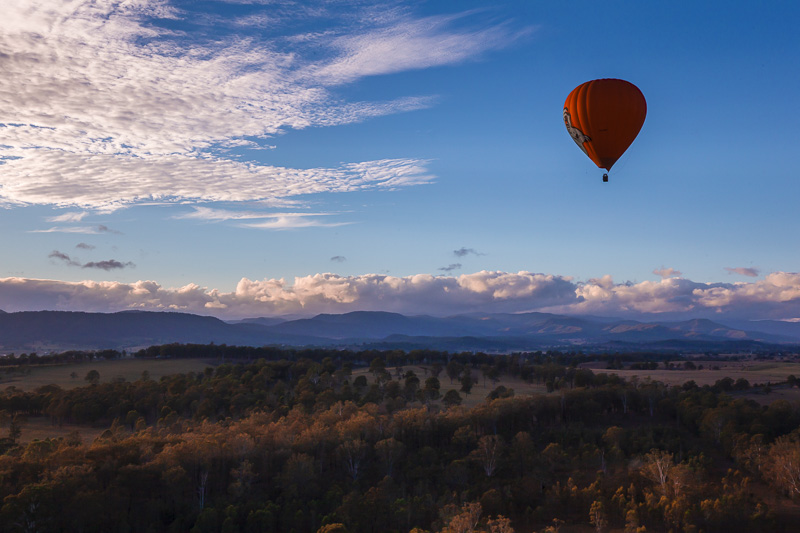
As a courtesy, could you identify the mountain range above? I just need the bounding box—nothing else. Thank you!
[1,309,799,354]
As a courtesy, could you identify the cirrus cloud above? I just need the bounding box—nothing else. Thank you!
[0,0,520,210]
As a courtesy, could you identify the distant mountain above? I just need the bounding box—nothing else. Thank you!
[0,311,330,352]
[723,319,800,339]
[0,309,798,353]
[267,311,479,339]
[228,317,288,327]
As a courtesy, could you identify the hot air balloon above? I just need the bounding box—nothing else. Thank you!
[563,78,646,182]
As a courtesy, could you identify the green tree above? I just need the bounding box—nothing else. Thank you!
[424,376,441,400]
[85,369,100,385]
[443,389,463,408]
[460,369,474,395]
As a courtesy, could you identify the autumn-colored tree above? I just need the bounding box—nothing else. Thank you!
[474,435,504,477]
[640,449,674,496]
[317,524,348,533]
[441,502,482,533]
[764,435,800,497]
[589,500,608,533]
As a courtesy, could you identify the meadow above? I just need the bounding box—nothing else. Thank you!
[0,357,215,392]
[3,350,800,531]
[580,360,800,387]
[7,356,800,444]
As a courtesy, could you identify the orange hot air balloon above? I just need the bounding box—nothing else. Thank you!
[563,78,646,182]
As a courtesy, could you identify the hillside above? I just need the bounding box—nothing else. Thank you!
[1,309,798,353]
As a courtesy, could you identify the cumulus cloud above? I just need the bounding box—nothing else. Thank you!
[0,271,576,318]
[725,267,760,277]
[653,267,682,279]
[0,0,518,210]
[4,270,800,319]
[454,247,484,258]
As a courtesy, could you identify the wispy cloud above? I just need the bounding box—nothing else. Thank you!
[725,267,760,277]
[306,13,523,85]
[439,263,462,272]
[30,224,121,234]
[48,250,134,270]
[240,214,351,230]
[48,211,88,223]
[0,1,518,210]
[83,260,135,271]
[76,243,96,250]
[331,256,347,263]
[176,205,356,229]
[454,247,485,258]
[49,251,80,267]
[653,267,682,279]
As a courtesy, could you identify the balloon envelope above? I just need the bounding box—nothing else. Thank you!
[563,79,646,171]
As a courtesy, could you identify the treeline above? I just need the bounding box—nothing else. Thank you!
[0,349,121,367]
[0,347,799,531]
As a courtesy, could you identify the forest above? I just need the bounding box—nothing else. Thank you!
[1,346,800,532]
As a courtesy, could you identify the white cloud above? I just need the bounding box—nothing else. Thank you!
[1,152,433,209]
[4,271,800,320]
[175,206,352,229]
[0,0,514,210]
[30,224,121,234]
[0,271,574,317]
[306,14,521,85]
[48,211,89,222]
[240,215,351,230]
[30,226,108,234]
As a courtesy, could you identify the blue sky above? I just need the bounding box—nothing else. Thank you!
[1,0,799,320]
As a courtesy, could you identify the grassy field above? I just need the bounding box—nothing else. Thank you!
[580,360,800,387]
[354,361,800,409]
[351,365,549,408]
[0,358,216,392]
[6,357,800,444]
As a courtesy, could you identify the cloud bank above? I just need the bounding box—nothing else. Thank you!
[3,271,800,321]
[0,0,516,209]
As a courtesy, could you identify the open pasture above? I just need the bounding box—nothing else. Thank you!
[0,358,215,392]
[351,365,549,408]
[580,360,800,387]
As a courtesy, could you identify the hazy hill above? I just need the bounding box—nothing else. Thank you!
[0,309,797,353]
[0,310,328,352]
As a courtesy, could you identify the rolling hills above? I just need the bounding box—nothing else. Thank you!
[1,309,798,353]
